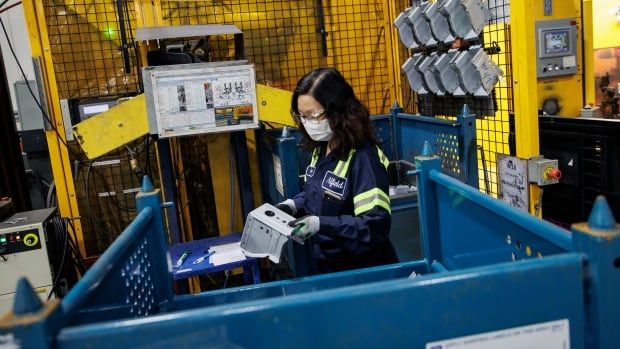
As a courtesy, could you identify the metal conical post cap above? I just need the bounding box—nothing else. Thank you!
[587,196,617,230]
[141,175,154,192]
[460,104,471,116]
[13,278,44,315]
[422,141,433,156]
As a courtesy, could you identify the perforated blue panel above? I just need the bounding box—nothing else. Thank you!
[435,132,462,180]
[394,109,477,187]
[121,238,157,317]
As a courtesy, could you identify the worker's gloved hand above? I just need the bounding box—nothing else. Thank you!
[288,215,320,239]
[276,199,297,216]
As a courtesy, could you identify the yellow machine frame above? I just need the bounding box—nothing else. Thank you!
[22,0,85,256]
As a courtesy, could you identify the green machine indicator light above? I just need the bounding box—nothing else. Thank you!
[0,236,6,243]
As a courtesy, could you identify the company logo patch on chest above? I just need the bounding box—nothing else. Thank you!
[306,166,316,178]
[321,171,347,196]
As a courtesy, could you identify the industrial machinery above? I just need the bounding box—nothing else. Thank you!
[0,208,56,314]
[534,1,586,117]
[14,80,54,210]
[1,145,619,348]
[539,115,620,227]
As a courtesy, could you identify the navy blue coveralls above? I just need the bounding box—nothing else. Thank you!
[292,141,398,273]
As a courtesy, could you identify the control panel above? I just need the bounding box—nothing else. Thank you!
[535,19,578,78]
[0,229,42,255]
[0,208,56,314]
[528,156,562,186]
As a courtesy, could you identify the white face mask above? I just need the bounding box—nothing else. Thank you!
[302,118,333,141]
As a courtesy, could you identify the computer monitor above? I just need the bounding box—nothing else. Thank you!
[540,28,571,58]
[143,61,260,138]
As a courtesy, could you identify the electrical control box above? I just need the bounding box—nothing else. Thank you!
[239,203,296,263]
[535,19,578,79]
[0,208,56,314]
[528,156,562,186]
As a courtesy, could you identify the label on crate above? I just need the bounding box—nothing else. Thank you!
[426,319,570,349]
[497,155,529,212]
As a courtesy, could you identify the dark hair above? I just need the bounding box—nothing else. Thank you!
[292,67,378,160]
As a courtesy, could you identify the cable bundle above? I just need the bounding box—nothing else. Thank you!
[46,216,86,299]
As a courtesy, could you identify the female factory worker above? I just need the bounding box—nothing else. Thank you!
[277,67,398,274]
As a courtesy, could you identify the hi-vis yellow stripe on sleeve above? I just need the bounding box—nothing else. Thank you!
[353,187,391,216]
[376,146,389,170]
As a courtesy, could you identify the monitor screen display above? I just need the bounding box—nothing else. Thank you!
[145,62,260,138]
[544,29,570,55]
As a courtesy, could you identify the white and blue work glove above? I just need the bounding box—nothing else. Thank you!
[288,215,320,239]
[276,199,297,216]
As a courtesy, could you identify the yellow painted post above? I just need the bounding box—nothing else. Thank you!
[134,0,163,28]
[22,0,86,255]
[383,0,403,108]
[582,0,596,107]
[510,0,542,215]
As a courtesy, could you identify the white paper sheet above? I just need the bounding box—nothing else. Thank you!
[209,242,247,266]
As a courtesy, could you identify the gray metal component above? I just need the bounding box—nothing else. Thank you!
[432,50,460,94]
[408,2,436,47]
[452,46,502,97]
[441,0,471,39]
[441,0,491,41]
[60,99,74,141]
[425,0,455,44]
[422,53,443,95]
[472,49,503,96]
[416,54,437,95]
[32,57,51,131]
[466,0,492,35]
[402,53,428,94]
[136,24,242,41]
[394,8,419,49]
[240,203,296,263]
[14,80,44,131]
[535,19,578,78]
[452,49,480,95]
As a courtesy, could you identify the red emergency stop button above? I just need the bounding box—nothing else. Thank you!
[544,167,562,180]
